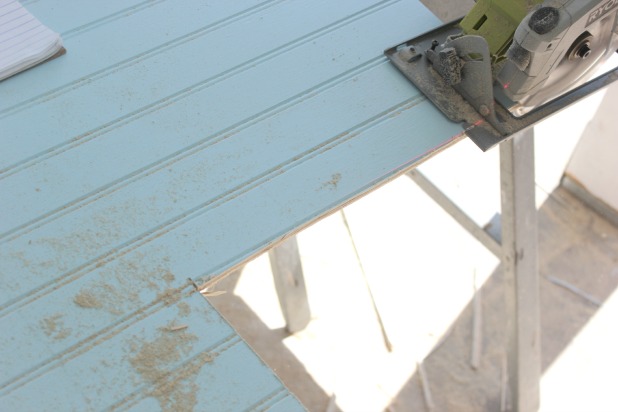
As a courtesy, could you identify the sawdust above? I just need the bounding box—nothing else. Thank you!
[73,264,182,314]
[143,269,175,291]
[149,352,214,411]
[73,289,103,309]
[73,283,128,315]
[160,323,189,332]
[128,330,212,411]
[162,271,176,284]
[41,313,72,340]
[157,288,183,306]
[320,173,342,191]
[177,301,191,317]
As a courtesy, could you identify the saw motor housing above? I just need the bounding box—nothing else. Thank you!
[493,0,618,115]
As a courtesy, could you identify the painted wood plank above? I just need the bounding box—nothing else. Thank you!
[0,0,387,181]
[0,63,439,379]
[0,0,462,409]
[262,394,307,412]
[22,0,153,34]
[0,0,268,112]
[2,291,301,411]
[0,60,434,308]
[0,0,444,302]
[1,97,462,377]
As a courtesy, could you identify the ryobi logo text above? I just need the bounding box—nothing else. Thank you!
[587,0,618,26]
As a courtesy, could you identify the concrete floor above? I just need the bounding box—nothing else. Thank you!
[208,2,618,411]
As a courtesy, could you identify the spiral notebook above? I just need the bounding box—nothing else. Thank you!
[0,0,64,81]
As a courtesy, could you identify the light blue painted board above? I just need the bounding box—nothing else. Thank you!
[0,0,441,285]
[0,0,462,409]
[126,344,305,412]
[1,89,461,360]
[0,0,386,182]
[0,0,267,112]
[1,96,458,412]
[0,61,432,308]
[2,291,300,411]
[23,0,151,34]
[0,69,435,382]
[0,0,389,183]
[262,394,307,412]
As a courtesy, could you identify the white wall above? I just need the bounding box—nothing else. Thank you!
[565,82,618,212]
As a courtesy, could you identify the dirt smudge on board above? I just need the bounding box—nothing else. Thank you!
[319,173,342,191]
[73,289,103,309]
[128,329,213,411]
[72,253,179,315]
[157,288,183,306]
[41,313,72,340]
[177,301,191,317]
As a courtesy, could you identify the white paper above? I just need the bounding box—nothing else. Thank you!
[0,0,63,81]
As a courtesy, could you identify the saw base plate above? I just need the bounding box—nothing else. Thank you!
[385,20,618,151]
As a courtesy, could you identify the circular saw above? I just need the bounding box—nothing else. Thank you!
[385,0,618,151]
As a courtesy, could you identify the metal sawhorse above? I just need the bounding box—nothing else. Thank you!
[272,128,541,412]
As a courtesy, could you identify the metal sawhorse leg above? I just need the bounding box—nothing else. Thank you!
[500,130,541,412]
[268,237,311,333]
[408,128,541,412]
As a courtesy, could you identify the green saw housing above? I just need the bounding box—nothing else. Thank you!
[460,0,544,61]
